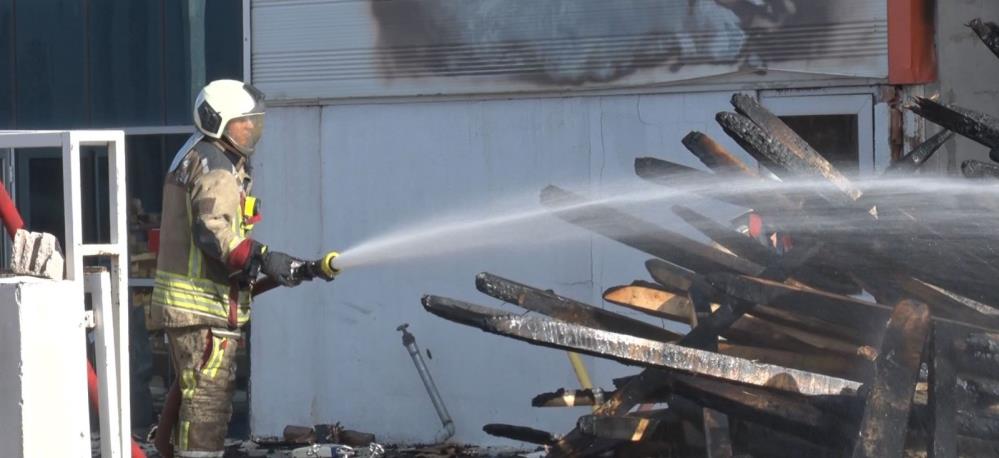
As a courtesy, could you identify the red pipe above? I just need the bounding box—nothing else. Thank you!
[0,182,23,237]
[88,363,148,458]
[0,181,146,457]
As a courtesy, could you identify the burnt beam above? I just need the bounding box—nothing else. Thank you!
[729,93,862,201]
[481,313,862,396]
[669,373,854,447]
[910,97,999,149]
[475,272,681,342]
[884,130,954,175]
[682,131,758,177]
[633,157,757,208]
[969,18,999,60]
[482,424,556,445]
[852,300,931,458]
[540,185,764,276]
[577,414,669,442]
[532,388,613,408]
[930,323,958,458]
[706,272,888,340]
[962,160,999,179]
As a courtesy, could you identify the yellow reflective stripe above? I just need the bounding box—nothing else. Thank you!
[153,292,227,318]
[152,287,250,310]
[155,270,220,290]
[149,303,250,325]
[156,273,251,305]
[178,420,191,451]
[202,337,226,379]
[193,244,203,278]
[181,369,196,400]
[153,287,222,307]
[154,280,218,299]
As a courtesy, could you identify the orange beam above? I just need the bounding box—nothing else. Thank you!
[888,0,937,84]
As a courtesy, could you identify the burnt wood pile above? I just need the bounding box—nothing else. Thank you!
[421,19,999,458]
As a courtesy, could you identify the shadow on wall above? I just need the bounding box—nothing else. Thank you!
[370,0,839,85]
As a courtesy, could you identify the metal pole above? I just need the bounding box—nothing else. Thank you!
[397,324,455,443]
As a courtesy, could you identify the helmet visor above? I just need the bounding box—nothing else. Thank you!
[223,113,265,155]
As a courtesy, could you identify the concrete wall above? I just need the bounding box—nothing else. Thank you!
[0,278,89,457]
[925,0,999,173]
[248,90,755,445]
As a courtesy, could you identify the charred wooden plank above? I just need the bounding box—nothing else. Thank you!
[956,411,999,441]
[729,93,862,201]
[482,424,556,445]
[632,157,711,186]
[634,157,758,208]
[634,269,871,358]
[930,323,958,458]
[682,131,758,177]
[910,97,999,149]
[685,275,760,349]
[419,294,508,327]
[478,314,862,396]
[963,332,999,356]
[541,185,764,276]
[475,272,681,342]
[892,277,999,331]
[718,342,869,381]
[703,409,734,458]
[958,435,999,457]
[749,302,865,345]
[707,272,999,338]
[683,277,737,458]
[604,281,692,321]
[955,332,999,380]
[969,18,999,60]
[706,272,887,340]
[532,388,611,408]
[962,159,999,179]
[852,300,930,458]
[669,373,854,447]
[421,296,857,399]
[715,111,862,208]
[884,130,954,175]
[634,156,707,179]
[645,259,694,294]
[958,375,999,409]
[920,283,999,320]
[731,420,841,458]
[577,414,668,442]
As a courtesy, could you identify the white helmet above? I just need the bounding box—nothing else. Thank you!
[194,80,266,156]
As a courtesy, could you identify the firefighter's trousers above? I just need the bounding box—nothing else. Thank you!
[167,326,241,457]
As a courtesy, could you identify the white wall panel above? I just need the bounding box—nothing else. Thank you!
[250,90,752,445]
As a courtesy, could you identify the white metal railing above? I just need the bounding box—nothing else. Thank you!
[0,130,130,457]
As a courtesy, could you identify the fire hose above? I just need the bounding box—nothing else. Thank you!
[0,182,148,458]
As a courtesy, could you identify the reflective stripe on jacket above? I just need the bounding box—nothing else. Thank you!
[148,135,254,330]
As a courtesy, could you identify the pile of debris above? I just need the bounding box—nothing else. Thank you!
[421,19,999,458]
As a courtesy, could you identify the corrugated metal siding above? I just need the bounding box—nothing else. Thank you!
[252,0,887,101]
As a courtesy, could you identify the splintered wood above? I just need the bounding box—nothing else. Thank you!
[422,18,999,458]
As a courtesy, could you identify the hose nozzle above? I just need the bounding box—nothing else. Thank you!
[319,251,340,280]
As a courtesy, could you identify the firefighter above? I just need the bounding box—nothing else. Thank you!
[147,79,330,457]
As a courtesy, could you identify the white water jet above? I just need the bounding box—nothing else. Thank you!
[330,174,999,272]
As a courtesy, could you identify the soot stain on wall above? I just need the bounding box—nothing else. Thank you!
[370,0,837,85]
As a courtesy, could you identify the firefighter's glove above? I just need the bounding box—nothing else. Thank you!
[261,250,305,287]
